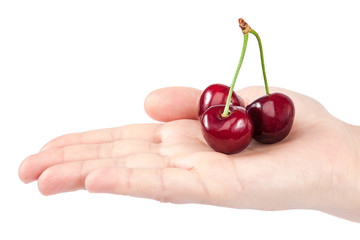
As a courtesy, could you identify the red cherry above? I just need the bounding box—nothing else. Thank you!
[246,93,295,144]
[200,105,254,154]
[198,84,245,118]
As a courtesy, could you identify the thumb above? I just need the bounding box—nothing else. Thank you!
[144,87,201,122]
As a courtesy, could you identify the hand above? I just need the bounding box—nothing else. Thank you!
[18,86,360,222]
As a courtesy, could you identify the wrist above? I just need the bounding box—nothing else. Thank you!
[343,123,360,222]
[323,123,360,222]
[351,124,360,163]
[349,124,360,217]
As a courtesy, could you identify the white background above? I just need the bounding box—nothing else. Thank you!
[1,0,360,239]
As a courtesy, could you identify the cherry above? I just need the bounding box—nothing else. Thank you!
[198,84,245,118]
[201,105,253,154]
[246,93,295,143]
[199,19,251,154]
[242,19,295,144]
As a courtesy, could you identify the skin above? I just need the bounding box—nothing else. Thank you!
[18,86,360,222]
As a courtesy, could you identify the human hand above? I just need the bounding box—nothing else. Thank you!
[19,86,360,222]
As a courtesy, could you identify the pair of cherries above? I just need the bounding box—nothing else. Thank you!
[198,19,295,154]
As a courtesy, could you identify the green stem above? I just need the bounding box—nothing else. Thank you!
[222,33,249,117]
[250,29,270,95]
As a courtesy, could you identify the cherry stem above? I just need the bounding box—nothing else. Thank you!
[250,29,270,95]
[222,33,249,118]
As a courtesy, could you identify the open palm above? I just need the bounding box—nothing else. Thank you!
[19,86,360,221]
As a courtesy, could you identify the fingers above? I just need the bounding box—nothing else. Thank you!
[85,167,208,204]
[20,123,163,183]
[40,123,162,152]
[37,153,171,195]
[144,87,201,122]
[19,140,159,183]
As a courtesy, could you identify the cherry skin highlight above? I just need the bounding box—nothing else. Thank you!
[198,84,245,118]
[200,105,254,154]
[246,93,295,144]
